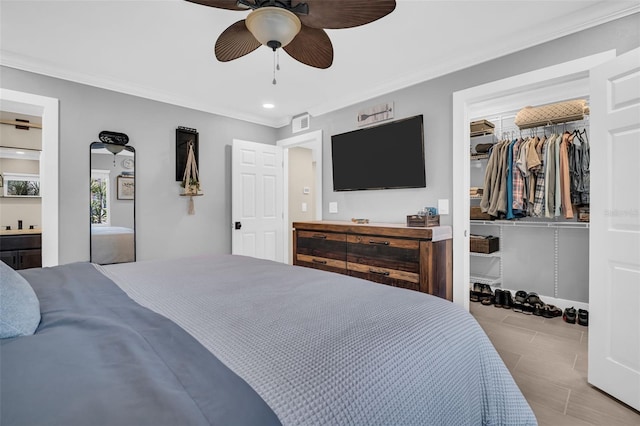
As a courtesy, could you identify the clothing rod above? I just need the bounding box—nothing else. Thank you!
[516,115,589,130]
[496,122,589,137]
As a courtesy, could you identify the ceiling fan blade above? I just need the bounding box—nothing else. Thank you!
[214,20,261,62]
[184,0,254,11]
[292,0,395,29]
[283,25,333,69]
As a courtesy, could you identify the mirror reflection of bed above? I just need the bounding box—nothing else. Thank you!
[90,141,135,264]
[90,226,135,264]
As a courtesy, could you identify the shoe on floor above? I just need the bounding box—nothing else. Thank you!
[548,305,562,317]
[502,290,513,309]
[578,309,589,326]
[563,307,577,324]
[533,303,545,316]
[493,289,504,308]
[513,290,527,313]
[481,295,494,306]
[524,292,543,315]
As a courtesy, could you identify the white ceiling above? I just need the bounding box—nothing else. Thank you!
[1,0,638,128]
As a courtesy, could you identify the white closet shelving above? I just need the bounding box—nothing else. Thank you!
[468,114,590,303]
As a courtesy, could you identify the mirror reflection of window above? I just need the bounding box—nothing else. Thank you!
[90,169,110,225]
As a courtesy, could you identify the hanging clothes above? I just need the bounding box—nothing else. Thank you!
[479,126,589,220]
[559,132,574,219]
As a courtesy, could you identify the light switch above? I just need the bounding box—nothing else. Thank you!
[303,187,310,194]
[301,202,308,212]
[438,199,449,215]
[329,202,338,213]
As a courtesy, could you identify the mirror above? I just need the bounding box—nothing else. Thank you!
[90,142,135,264]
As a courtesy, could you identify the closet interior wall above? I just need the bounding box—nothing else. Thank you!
[470,110,589,307]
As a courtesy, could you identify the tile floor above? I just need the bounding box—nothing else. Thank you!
[470,302,640,425]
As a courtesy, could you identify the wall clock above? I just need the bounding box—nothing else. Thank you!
[122,158,134,169]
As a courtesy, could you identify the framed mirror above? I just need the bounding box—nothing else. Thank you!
[90,141,135,264]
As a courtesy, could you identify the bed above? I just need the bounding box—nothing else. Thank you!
[1,254,537,425]
[90,225,135,264]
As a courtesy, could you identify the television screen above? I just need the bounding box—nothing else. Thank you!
[331,115,425,191]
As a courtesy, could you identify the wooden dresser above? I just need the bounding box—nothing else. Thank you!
[293,221,452,301]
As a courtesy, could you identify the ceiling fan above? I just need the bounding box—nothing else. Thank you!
[185,0,396,70]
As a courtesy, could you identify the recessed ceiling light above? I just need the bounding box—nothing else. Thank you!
[263,103,275,109]
[16,151,25,155]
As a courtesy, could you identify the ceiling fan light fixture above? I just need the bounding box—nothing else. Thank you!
[245,6,301,49]
[105,144,125,155]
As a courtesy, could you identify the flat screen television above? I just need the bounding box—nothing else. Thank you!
[331,115,425,191]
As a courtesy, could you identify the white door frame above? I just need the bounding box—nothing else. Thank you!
[0,88,59,266]
[451,50,616,310]
[277,129,323,263]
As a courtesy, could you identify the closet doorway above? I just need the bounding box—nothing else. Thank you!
[452,49,640,411]
[0,88,59,266]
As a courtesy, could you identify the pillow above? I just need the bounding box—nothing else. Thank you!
[0,260,41,338]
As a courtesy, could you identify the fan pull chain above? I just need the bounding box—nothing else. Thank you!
[272,49,282,85]
[272,49,277,85]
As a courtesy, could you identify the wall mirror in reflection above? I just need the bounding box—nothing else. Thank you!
[90,141,135,264]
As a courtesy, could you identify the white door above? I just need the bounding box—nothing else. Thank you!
[589,47,640,411]
[231,139,284,262]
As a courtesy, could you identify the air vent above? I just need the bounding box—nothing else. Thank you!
[292,113,310,133]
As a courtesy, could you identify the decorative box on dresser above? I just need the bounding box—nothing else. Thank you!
[293,221,453,301]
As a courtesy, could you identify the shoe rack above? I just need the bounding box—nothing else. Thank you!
[471,220,589,298]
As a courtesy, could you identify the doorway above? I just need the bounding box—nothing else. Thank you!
[451,50,615,310]
[0,89,59,266]
[277,130,323,264]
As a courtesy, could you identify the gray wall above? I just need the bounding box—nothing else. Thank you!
[1,68,277,264]
[276,13,640,225]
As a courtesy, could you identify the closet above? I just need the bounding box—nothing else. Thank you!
[453,49,640,411]
[469,111,590,309]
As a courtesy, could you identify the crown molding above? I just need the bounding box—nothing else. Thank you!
[0,51,289,128]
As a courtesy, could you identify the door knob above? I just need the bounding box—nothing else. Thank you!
[234,222,242,230]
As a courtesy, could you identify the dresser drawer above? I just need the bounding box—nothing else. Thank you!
[296,254,347,274]
[347,262,419,291]
[296,230,347,261]
[346,234,420,274]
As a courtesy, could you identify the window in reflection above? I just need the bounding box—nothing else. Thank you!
[90,169,110,224]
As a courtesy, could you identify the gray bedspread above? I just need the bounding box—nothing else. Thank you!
[100,254,537,425]
[1,262,280,426]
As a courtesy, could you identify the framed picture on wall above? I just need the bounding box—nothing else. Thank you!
[117,175,135,200]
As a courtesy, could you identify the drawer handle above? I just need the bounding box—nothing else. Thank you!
[369,268,390,276]
[312,259,328,265]
[369,240,390,245]
[312,234,327,239]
